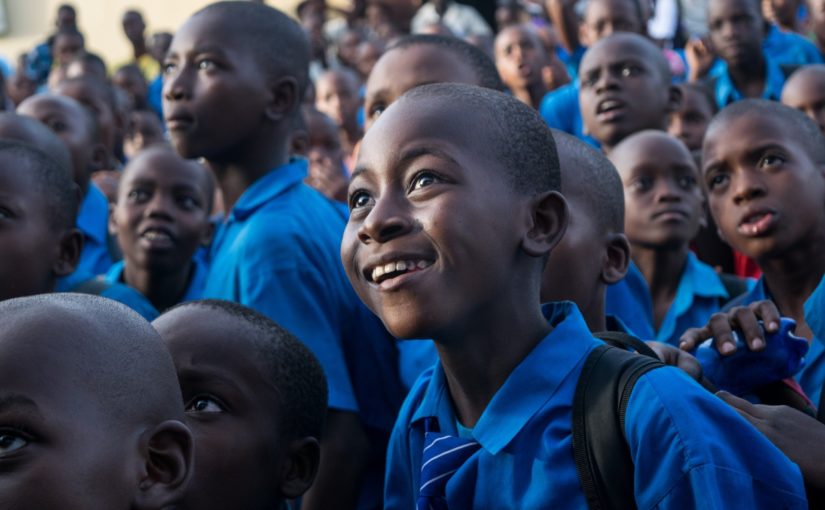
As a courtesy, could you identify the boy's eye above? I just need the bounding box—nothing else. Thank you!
[0,433,28,455]
[176,195,199,211]
[0,207,14,220]
[368,104,385,120]
[410,171,441,191]
[127,189,151,202]
[678,174,697,189]
[185,396,224,413]
[620,64,641,78]
[162,62,177,75]
[349,190,373,210]
[706,173,728,191]
[630,176,654,192]
[197,59,217,71]
[759,154,785,169]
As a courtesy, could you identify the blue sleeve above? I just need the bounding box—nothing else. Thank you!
[238,260,358,413]
[626,367,807,509]
[539,83,578,132]
[100,283,160,322]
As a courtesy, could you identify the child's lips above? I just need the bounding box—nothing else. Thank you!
[140,227,176,250]
[737,210,777,237]
[595,98,626,122]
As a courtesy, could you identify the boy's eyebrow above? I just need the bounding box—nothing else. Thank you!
[351,145,459,181]
[189,44,228,57]
[0,394,41,415]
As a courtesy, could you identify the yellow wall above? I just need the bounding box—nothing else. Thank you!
[0,0,325,69]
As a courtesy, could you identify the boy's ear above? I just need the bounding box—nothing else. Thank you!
[53,228,83,277]
[665,84,683,114]
[522,190,568,257]
[266,76,300,123]
[200,219,215,248]
[132,420,194,510]
[280,437,322,500]
[601,233,631,284]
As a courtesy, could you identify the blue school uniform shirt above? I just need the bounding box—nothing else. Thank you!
[385,301,807,509]
[104,256,208,306]
[605,254,730,345]
[709,52,787,108]
[539,82,600,148]
[203,158,404,508]
[56,268,159,321]
[729,277,825,406]
[763,24,823,67]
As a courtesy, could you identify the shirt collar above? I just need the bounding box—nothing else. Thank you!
[228,158,307,222]
[713,52,786,107]
[76,183,109,244]
[411,301,597,454]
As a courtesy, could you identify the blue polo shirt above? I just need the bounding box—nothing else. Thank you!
[203,158,404,508]
[606,254,731,345]
[385,301,807,509]
[104,256,208,307]
[709,52,787,108]
[728,277,825,405]
[763,24,823,67]
[539,82,600,148]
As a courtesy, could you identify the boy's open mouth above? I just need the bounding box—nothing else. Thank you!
[140,226,176,249]
[737,209,777,236]
[596,98,626,121]
[366,259,434,285]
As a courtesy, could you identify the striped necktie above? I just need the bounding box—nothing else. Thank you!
[416,420,481,510]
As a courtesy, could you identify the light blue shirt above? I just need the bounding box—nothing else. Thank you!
[731,277,825,405]
[709,52,788,108]
[539,82,600,148]
[385,302,807,509]
[203,159,404,508]
[104,256,208,308]
[606,255,732,345]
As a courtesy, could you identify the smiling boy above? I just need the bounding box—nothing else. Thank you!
[343,82,807,509]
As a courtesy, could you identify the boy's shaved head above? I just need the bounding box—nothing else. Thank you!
[389,34,506,91]
[401,83,559,194]
[192,2,311,102]
[584,32,671,84]
[553,130,623,232]
[707,99,825,164]
[0,293,183,425]
[164,299,328,439]
[0,140,78,230]
[0,112,73,176]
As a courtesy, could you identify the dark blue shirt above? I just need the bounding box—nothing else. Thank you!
[385,302,807,509]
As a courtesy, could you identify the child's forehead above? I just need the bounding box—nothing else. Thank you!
[613,133,695,172]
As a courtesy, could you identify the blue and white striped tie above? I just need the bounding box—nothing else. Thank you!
[416,423,481,510]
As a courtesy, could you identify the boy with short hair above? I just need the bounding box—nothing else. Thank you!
[494,24,548,109]
[668,82,718,152]
[363,34,505,131]
[578,32,682,155]
[781,64,825,135]
[0,293,193,509]
[344,82,806,509]
[107,146,213,312]
[608,130,733,344]
[153,299,327,510]
[681,99,825,405]
[113,64,150,112]
[314,68,362,159]
[162,4,404,508]
[302,106,349,202]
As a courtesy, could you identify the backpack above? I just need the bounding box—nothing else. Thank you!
[572,331,665,510]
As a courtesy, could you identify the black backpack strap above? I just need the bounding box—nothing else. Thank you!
[593,330,659,360]
[70,276,113,296]
[573,344,664,510]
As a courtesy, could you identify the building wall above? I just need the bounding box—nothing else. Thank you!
[0,0,315,71]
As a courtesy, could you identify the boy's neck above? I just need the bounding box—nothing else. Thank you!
[122,260,194,312]
[434,280,552,428]
[512,82,547,110]
[207,134,290,212]
[132,41,147,60]
[728,55,766,99]
[631,243,689,330]
[759,234,825,339]
[582,289,607,332]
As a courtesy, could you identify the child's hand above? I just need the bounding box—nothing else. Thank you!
[647,341,718,392]
[678,300,782,354]
[685,37,715,82]
[717,391,825,496]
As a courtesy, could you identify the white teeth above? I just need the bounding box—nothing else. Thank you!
[144,231,170,241]
[384,262,396,274]
[417,260,429,269]
[370,259,433,282]
[395,261,406,272]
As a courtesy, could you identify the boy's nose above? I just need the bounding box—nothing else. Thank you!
[357,197,414,244]
[163,71,190,102]
[732,172,767,205]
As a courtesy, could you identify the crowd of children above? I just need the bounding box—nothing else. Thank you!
[1,0,824,507]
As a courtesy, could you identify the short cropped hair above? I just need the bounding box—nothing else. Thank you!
[0,139,78,230]
[174,300,328,440]
[402,83,560,194]
[708,99,825,164]
[678,82,718,115]
[193,2,310,109]
[552,130,624,232]
[388,34,506,92]
[0,112,73,177]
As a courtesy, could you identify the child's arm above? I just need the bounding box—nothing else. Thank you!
[545,0,580,54]
[717,391,825,503]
